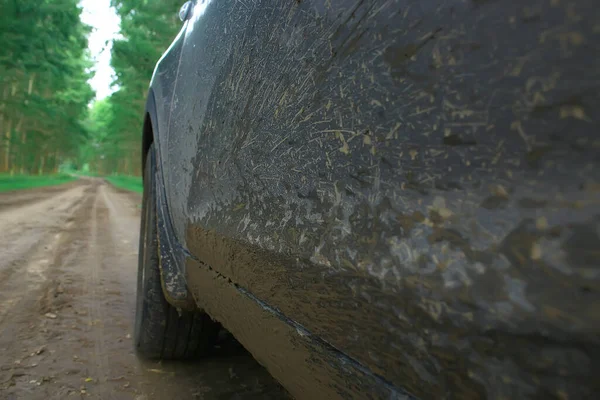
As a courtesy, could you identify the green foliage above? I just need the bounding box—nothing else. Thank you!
[0,173,75,192]
[80,98,118,174]
[0,0,94,174]
[92,0,182,176]
[105,174,143,193]
[0,0,181,178]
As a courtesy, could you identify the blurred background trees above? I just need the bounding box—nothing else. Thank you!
[0,0,94,174]
[0,0,181,177]
[85,0,181,176]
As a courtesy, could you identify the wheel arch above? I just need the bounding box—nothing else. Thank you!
[141,89,158,177]
[142,88,197,311]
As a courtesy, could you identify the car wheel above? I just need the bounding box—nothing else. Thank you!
[134,143,219,359]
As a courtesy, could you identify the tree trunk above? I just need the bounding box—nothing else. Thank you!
[4,118,12,173]
[27,73,35,96]
[53,151,59,173]
[0,86,9,169]
[13,114,24,173]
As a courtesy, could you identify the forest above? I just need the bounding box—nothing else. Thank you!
[0,0,181,179]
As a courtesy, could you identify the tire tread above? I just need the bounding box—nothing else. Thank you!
[134,143,219,360]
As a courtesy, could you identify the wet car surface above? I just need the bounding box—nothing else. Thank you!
[141,0,600,398]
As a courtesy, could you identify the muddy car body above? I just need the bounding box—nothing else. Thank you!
[135,0,600,398]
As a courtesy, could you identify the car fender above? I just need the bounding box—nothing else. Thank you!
[145,89,196,311]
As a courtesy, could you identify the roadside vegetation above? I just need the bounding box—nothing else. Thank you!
[1,0,180,191]
[0,0,93,175]
[105,175,143,193]
[83,0,181,176]
[0,174,75,192]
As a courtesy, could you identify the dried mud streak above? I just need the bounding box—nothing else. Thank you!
[0,180,288,399]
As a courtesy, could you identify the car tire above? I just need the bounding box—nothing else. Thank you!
[134,143,219,359]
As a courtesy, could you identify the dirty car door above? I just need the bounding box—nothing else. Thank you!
[168,0,599,398]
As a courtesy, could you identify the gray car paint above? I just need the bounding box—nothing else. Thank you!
[149,0,599,398]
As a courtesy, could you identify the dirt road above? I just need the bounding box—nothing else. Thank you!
[0,179,288,399]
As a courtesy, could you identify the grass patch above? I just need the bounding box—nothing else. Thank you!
[105,175,143,193]
[0,174,76,192]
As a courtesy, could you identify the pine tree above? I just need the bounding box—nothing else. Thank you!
[0,0,94,174]
[100,0,182,175]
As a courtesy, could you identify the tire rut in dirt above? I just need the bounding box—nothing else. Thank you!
[0,183,95,396]
[0,181,81,212]
[1,178,290,399]
[84,182,115,396]
[0,186,88,287]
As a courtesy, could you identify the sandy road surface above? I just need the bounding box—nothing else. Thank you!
[0,179,288,399]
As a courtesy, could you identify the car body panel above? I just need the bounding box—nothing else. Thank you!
[184,255,415,400]
[148,0,600,398]
[149,22,188,216]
